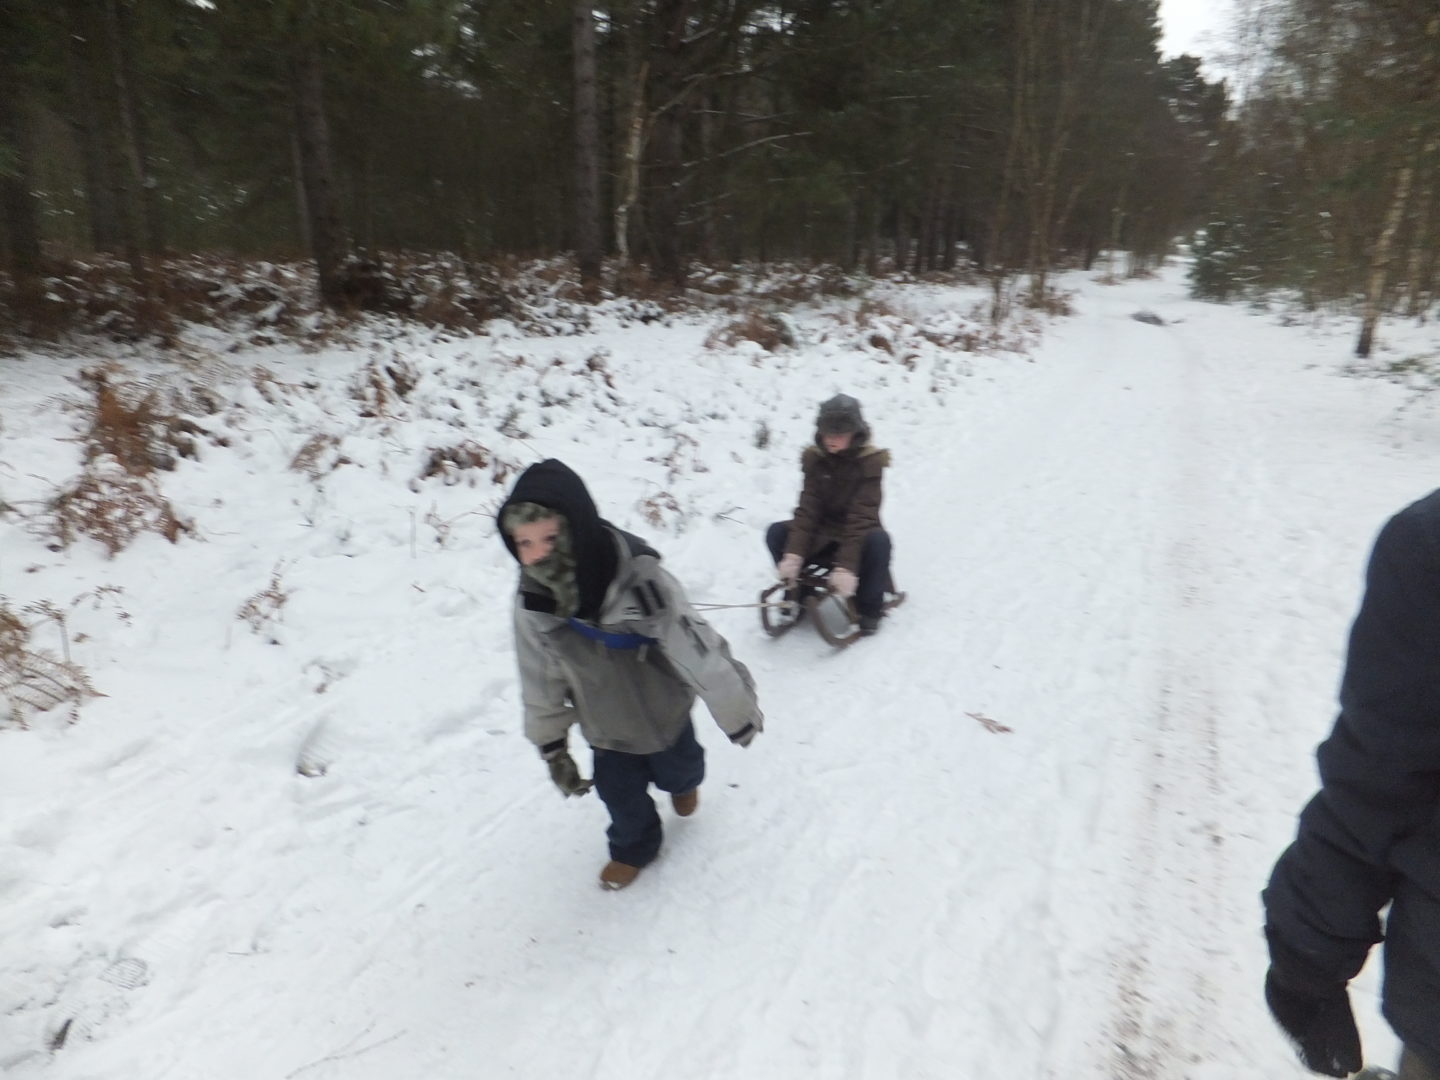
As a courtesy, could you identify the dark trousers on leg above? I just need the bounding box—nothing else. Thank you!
[591,720,705,868]
[765,521,892,618]
[1400,1047,1440,1080]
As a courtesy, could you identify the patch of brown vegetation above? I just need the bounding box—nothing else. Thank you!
[48,460,194,558]
[237,567,290,640]
[0,600,100,727]
[704,310,796,352]
[81,367,222,475]
[289,434,351,479]
[639,491,683,530]
[351,356,418,418]
[419,440,490,484]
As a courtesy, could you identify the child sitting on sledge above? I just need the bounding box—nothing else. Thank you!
[765,393,894,636]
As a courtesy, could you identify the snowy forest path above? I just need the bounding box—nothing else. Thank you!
[979,282,1422,1079]
[735,283,1277,1077]
[802,279,1405,1079]
[7,269,1430,1080]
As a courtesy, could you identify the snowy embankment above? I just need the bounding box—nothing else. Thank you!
[2,264,1436,1079]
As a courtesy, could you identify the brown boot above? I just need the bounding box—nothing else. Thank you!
[599,860,641,890]
[671,788,699,817]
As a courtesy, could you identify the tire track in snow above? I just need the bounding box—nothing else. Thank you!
[873,301,1198,1078]
[1103,333,1233,1080]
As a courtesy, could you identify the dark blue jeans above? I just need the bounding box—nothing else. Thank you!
[766,521,892,619]
[591,720,705,868]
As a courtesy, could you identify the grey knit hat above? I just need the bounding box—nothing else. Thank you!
[816,393,864,435]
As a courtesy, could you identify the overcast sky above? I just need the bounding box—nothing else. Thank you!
[1157,0,1234,65]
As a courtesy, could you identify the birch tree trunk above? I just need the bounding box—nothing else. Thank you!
[1106,181,1128,277]
[1403,138,1437,317]
[1356,146,1417,358]
[572,0,602,295]
[613,9,647,272]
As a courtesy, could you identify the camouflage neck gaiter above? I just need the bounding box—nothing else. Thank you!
[502,502,579,618]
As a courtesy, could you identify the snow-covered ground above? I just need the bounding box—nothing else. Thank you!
[2,263,1436,1079]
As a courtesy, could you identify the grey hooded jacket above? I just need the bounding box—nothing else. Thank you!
[513,527,762,755]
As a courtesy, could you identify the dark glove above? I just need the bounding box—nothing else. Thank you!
[542,746,592,797]
[1264,967,1362,1078]
[730,722,759,748]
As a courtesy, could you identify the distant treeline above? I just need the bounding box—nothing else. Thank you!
[0,0,1225,309]
[2,0,1432,351]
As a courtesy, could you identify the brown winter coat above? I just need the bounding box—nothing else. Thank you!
[784,439,890,574]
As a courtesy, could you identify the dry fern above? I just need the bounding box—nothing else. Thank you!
[80,367,221,474]
[289,434,350,479]
[638,491,683,531]
[703,311,796,352]
[351,356,418,418]
[237,566,291,639]
[48,458,194,558]
[418,441,489,485]
[0,601,100,728]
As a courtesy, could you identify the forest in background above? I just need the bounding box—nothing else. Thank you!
[0,1,1435,355]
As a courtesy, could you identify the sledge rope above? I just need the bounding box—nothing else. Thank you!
[693,600,796,611]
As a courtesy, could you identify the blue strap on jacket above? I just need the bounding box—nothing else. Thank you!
[567,618,657,650]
